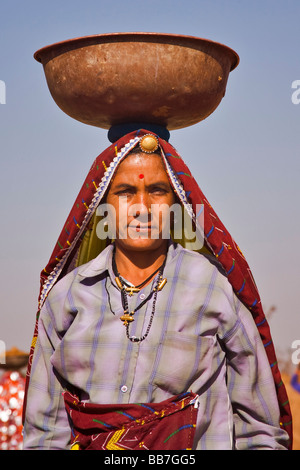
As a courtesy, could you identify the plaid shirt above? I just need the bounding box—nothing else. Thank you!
[23,243,288,449]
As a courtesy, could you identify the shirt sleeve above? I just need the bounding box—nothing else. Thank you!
[221,296,289,450]
[23,298,71,450]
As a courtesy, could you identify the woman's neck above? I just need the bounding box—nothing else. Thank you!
[113,242,168,286]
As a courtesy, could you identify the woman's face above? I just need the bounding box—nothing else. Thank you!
[106,152,175,253]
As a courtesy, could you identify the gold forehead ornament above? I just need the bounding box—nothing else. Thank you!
[139,134,159,154]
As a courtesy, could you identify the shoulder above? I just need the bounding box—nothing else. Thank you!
[43,244,113,307]
[170,243,227,279]
[168,243,238,303]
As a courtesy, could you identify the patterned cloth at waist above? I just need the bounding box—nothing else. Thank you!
[63,391,199,450]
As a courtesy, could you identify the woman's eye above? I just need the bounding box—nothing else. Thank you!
[117,189,133,196]
[151,188,167,195]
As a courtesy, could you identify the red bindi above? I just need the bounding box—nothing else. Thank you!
[139,174,144,179]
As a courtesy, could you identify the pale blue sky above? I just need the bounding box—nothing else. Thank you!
[0,1,299,366]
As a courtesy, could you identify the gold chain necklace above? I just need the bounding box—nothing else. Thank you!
[115,264,162,296]
[112,253,167,341]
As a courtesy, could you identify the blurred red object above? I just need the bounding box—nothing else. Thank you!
[0,347,28,450]
[0,371,25,450]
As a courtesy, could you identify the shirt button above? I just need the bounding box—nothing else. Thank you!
[121,385,128,393]
[139,293,146,300]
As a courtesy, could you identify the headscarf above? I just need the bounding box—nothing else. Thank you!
[23,129,292,446]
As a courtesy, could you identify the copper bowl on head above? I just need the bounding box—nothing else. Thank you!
[34,32,239,130]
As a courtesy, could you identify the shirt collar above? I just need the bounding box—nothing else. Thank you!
[76,241,179,279]
[77,244,114,278]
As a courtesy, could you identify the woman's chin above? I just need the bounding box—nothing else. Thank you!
[115,233,168,253]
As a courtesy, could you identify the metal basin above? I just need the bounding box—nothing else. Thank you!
[34,32,239,130]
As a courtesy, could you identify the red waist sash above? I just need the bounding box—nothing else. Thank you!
[63,391,199,450]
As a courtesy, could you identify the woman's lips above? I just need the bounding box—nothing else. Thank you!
[127,223,158,235]
[135,225,151,232]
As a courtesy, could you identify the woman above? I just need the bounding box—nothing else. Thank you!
[23,129,291,450]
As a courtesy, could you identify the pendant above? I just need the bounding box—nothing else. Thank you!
[120,312,135,326]
[115,277,140,296]
[157,278,167,291]
[124,286,140,296]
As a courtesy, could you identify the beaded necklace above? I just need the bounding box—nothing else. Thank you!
[112,253,167,342]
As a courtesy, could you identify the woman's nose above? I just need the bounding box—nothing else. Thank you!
[130,194,151,219]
